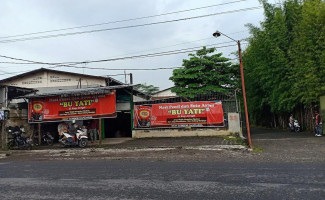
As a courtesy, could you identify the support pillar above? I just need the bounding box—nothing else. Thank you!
[38,123,41,145]
[1,120,5,150]
[99,119,102,145]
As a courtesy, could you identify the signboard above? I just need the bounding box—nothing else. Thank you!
[134,101,224,128]
[28,91,116,123]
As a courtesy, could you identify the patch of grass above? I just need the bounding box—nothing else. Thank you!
[252,147,264,152]
[222,135,247,146]
[60,151,67,154]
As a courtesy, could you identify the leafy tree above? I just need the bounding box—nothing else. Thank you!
[134,83,159,96]
[243,0,325,129]
[169,47,239,98]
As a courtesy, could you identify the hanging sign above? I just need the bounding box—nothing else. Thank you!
[134,101,224,128]
[28,91,116,123]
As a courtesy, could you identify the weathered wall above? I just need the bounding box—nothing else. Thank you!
[132,128,229,138]
[152,89,176,98]
[6,108,34,137]
[228,112,240,134]
[3,71,106,88]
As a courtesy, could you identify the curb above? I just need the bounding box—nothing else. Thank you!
[0,145,248,157]
[0,153,7,159]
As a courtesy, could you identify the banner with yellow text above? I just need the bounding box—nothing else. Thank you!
[28,91,116,123]
[134,101,224,128]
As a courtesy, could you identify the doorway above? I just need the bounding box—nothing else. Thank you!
[104,112,132,138]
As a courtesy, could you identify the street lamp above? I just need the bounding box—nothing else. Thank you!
[213,30,252,148]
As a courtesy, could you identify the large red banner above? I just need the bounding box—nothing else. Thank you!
[134,101,224,128]
[28,91,116,123]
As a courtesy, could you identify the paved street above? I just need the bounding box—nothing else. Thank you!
[0,128,324,199]
[0,160,324,200]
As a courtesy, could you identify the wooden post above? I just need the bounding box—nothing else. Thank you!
[38,123,41,145]
[99,119,102,145]
[1,121,5,150]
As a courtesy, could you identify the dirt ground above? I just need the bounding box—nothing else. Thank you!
[1,128,324,163]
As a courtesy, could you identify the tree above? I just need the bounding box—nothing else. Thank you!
[243,0,325,129]
[134,83,159,96]
[169,47,239,98]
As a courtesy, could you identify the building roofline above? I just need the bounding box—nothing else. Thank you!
[152,86,175,95]
[0,68,108,83]
[0,68,151,100]
[17,85,132,99]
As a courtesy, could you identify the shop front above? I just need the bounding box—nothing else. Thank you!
[25,86,133,145]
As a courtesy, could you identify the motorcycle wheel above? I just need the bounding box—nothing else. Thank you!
[7,140,15,150]
[18,141,26,150]
[295,127,300,133]
[25,143,32,150]
[79,139,88,148]
[59,141,66,148]
[33,138,39,146]
[46,139,54,146]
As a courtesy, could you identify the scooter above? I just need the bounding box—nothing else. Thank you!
[7,126,33,150]
[59,129,88,148]
[288,120,300,132]
[33,132,54,146]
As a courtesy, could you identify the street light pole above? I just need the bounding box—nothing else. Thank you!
[213,30,252,148]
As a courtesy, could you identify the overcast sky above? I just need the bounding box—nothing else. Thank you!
[0,0,267,90]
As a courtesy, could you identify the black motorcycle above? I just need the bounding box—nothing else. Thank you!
[33,132,54,146]
[7,126,33,150]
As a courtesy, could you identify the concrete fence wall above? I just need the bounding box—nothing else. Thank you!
[132,112,240,138]
[132,128,230,138]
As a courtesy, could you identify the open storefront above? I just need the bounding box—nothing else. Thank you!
[25,86,134,145]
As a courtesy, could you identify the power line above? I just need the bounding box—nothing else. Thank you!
[0,56,241,76]
[0,69,33,76]
[0,0,248,39]
[0,6,261,44]
[0,52,243,77]
[0,40,247,66]
[0,31,249,65]
[97,30,249,58]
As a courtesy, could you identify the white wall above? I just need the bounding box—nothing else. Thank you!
[132,128,229,138]
[3,71,106,88]
[152,89,176,98]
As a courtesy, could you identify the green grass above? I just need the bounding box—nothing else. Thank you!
[252,147,264,152]
[222,135,247,146]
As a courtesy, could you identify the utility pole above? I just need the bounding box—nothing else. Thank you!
[130,73,133,85]
[213,30,252,148]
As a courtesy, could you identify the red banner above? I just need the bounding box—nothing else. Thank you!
[28,91,116,123]
[134,101,224,128]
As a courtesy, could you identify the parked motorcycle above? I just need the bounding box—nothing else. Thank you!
[59,128,88,148]
[7,126,33,150]
[33,132,54,146]
[288,120,300,132]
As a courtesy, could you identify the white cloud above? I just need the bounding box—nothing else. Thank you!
[0,0,264,90]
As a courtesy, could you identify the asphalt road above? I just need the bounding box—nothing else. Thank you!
[0,128,324,199]
[0,160,324,200]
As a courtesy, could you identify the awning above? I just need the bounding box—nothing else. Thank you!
[17,85,133,99]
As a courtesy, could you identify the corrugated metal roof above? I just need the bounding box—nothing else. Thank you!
[19,85,132,99]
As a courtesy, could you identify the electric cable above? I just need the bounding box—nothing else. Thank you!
[0,6,261,44]
[0,0,248,39]
[0,40,248,66]
[0,55,241,77]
